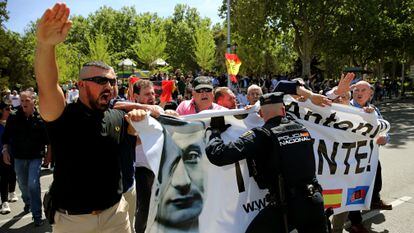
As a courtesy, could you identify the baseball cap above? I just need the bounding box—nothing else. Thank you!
[193,76,213,91]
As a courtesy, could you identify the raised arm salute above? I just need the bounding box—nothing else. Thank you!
[35,3,71,121]
[34,3,147,233]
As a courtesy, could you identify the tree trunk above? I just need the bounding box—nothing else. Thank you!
[401,60,405,98]
[301,54,311,79]
[299,32,313,80]
[391,57,397,80]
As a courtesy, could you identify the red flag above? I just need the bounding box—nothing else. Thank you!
[160,80,175,103]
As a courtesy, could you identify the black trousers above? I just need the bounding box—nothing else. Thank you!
[0,160,16,203]
[134,167,155,233]
[246,192,327,233]
[349,161,383,225]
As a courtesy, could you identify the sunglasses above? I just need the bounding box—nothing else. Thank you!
[195,88,213,93]
[82,76,117,86]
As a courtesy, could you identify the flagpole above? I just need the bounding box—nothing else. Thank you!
[226,0,231,88]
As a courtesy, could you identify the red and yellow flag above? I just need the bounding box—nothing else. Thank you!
[225,53,242,83]
[323,189,343,209]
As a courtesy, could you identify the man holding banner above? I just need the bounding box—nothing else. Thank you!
[205,92,328,233]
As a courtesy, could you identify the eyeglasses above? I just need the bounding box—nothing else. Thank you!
[82,76,117,86]
[195,88,213,93]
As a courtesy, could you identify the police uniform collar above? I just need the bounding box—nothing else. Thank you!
[265,116,283,125]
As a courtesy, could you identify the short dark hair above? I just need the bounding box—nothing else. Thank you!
[214,87,230,102]
[133,80,153,95]
[82,61,112,70]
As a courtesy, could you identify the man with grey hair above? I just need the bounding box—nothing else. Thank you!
[2,90,51,226]
[327,75,391,233]
[246,84,263,105]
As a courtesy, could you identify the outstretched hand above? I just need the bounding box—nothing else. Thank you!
[310,93,332,107]
[336,72,355,96]
[36,3,72,46]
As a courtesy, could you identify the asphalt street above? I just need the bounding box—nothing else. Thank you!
[0,97,413,233]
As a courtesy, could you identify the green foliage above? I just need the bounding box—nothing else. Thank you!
[165,4,202,71]
[56,43,82,83]
[193,20,216,71]
[86,31,112,64]
[0,0,8,26]
[0,29,36,90]
[2,0,414,90]
[132,23,168,69]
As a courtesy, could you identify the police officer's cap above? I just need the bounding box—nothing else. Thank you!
[259,92,284,106]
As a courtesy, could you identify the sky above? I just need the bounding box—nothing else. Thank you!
[4,0,223,34]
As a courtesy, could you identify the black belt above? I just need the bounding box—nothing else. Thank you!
[57,208,105,215]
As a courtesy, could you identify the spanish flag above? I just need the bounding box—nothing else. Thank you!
[323,189,342,209]
[225,53,242,83]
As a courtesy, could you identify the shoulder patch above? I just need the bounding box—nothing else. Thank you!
[241,130,254,138]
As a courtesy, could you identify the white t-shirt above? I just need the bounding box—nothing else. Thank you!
[66,89,79,104]
[135,143,151,169]
[9,94,20,108]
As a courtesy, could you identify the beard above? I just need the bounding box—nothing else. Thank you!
[85,86,111,112]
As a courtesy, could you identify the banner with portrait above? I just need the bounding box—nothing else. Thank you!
[131,98,390,233]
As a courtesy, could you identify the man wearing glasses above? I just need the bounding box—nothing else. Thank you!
[176,76,226,115]
[35,3,148,232]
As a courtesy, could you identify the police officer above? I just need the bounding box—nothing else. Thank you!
[206,92,328,233]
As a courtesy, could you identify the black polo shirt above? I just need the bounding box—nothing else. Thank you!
[2,108,49,159]
[46,101,133,212]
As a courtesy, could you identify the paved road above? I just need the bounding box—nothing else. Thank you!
[0,98,413,233]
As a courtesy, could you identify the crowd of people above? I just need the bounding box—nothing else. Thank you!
[0,3,395,233]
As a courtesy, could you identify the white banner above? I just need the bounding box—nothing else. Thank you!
[132,98,390,233]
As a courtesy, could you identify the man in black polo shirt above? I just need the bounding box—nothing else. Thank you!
[35,3,146,232]
[2,91,51,226]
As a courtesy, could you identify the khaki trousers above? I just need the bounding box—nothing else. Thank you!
[123,185,137,233]
[53,196,131,233]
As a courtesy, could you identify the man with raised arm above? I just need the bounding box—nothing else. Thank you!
[35,3,146,232]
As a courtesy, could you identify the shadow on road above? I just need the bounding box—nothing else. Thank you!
[364,212,389,233]
[0,211,51,233]
[377,98,414,149]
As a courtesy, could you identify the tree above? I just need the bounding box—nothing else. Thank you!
[165,4,203,71]
[225,0,341,78]
[193,19,216,71]
[0,0,8,25]
[132,23,167,69]
[86,31,112,65]
[56,43,82,83]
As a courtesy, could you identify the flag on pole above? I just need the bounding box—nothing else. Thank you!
[225,53,242,83]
